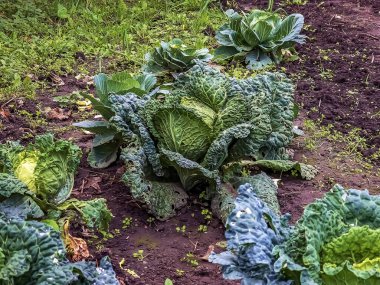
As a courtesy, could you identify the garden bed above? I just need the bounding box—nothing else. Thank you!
[1,0,379,284]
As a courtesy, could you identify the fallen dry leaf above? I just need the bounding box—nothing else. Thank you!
[84,176,102,193]
[49,71,65,86]
[75,73,93,85]
[201,244,215,261]
[0,108,11,120]
[63,221,90,261]
[44,107,71,120]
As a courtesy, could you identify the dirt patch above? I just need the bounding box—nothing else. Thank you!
[289,0,379,147]
[71,159,238,285]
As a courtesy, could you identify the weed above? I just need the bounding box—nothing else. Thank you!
[201,209,212,221]
[319,68,334,80]
[176,225,186,234]
[303,118,378,173]
[132,249,146,261]
[147,217,155,226]
[175,269,185,276]
[122,217,133,229]
[199,191,207,201]
[18,108,47,130]
[181,253,199,267]
[95,243,105,252]
[281,0,308,6]
[198,224,208,232]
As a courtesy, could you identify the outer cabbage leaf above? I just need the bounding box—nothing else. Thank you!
[0,194,44,220]
[109,93,163,176]
[229,72,295,160]
[75,71,157,168]
[58,198,113,232]
[72,120,121,168]
[119,146,188,220]
[209,183,292,285]
[94,71,157,103]
[0,173,32,198]
[228,172,281,214]
[223,160,317,181]
[72,256,119,285]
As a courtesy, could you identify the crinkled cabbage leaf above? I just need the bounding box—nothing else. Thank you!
[0,217,118,285]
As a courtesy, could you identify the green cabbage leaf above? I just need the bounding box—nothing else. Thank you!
[274,185,380,284]
[0,217,118,284]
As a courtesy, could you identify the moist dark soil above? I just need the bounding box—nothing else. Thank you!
[232,0,380,160]
[1,0,379,284]
[71,160,238,285]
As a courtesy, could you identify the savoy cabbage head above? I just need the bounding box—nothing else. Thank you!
[0,217,118,285]
[0,134,81,204]
[0,135,112,233]
[109,62,309,220]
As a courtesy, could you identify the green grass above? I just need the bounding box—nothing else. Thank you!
[0,0,224,99]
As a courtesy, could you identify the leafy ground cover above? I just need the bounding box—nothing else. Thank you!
[0,0,379,284]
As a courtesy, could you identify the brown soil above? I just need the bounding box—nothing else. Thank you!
[71,161,238,285]
[1,0,379,284]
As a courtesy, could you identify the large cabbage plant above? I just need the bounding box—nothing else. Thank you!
[0,134,112,233]
[215,8,306,69]
[74,71,157,168]
[109,62,314,220]
[0,216,118,285]
[211,183,380,285]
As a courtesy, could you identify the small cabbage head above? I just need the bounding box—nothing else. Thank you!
[0,134,81,205]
